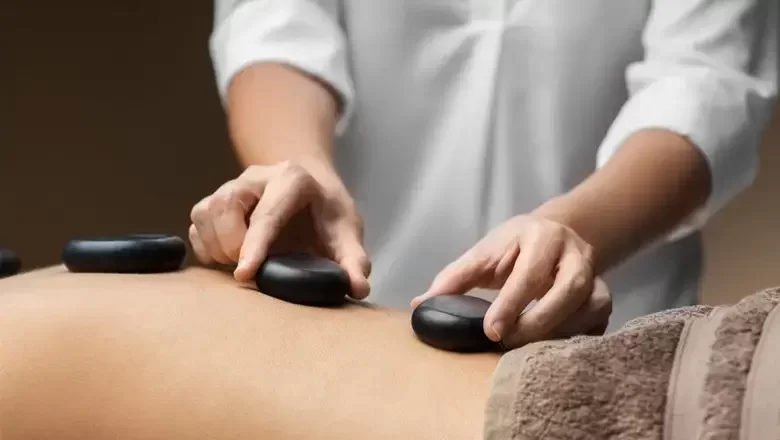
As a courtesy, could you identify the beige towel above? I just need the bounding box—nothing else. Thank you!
[484,288,780,440]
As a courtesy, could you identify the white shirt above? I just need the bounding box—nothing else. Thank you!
[210,0,778,329]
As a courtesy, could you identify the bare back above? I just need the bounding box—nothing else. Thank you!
[0,267,498,439]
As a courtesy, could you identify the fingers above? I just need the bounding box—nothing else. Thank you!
[483,231,564,342]
[314,199,371,299]
[198,181,257,264]
[334,236,372,299]
[500,246,593,348]
[190,173,262,266]
[188,224,213,265]
[410,247,500,309]
[235,164,317,281]
[211,181,256,258]
[189,162,372,294]
[189,198,232,265]
[552,277,612,338]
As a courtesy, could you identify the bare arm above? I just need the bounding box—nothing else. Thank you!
[197,2,369,286]
[210,0,355,187]
[226,63,343,185]
[537,0,777,274]
[0,268,497,440]
[536,129,710,274]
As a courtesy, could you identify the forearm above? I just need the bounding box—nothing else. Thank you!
[226,63,343,185]
[536,129,711,274]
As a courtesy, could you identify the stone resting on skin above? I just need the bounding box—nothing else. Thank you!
[0,266,498,440]
[2,263,773,439]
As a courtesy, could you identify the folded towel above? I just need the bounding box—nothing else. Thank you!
[484,288,780,440]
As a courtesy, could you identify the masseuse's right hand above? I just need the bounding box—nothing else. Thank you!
[189,161,371,299]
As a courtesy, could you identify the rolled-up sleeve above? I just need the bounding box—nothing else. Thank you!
[596,0,778,239]
[210,0,355,133]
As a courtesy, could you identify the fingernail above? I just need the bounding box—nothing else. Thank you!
[234,259,250,278]
[412,294,428,305]
[490,321,506,341]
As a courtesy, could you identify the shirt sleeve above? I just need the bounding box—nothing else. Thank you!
[596,0,778,241]
[209,0,355,134]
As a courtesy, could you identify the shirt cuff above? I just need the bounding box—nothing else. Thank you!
[209,0,355,135]
[596,67,776,240]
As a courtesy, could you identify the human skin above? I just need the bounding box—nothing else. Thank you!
[418,128,710,345]
[227,63,340,175]
[190,63,371,296]
[0,267,499,440]
[215,63,709,348]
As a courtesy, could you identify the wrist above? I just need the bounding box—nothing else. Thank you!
[294,154,346,192]
[533,194,611,273]
[228,63,340,173]
[532,194,582,232]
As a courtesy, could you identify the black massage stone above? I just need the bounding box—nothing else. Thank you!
[0,249,21,278]
[255,253,350,307]
[411,295,502,353]
[63,234,187,274]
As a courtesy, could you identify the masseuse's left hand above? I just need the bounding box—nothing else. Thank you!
[411,214,612,349]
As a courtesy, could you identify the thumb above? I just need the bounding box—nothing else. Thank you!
[411,252,484,309]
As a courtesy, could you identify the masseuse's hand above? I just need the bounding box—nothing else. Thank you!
[189,161,371,298]
[411,214,612,349]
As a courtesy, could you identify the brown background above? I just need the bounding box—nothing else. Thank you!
[1,2,778,304]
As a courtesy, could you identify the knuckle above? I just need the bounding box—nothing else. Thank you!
[565,251,591,275]
[276,160,304,179]
[188,223,198,239]
[214,183,247,209]
[239,165,265,180]
[207,192,230,214]
[277,161,316,190]
[187,225,208,260]
[275,160,295,172]
[570,270,591,292]
[362,258,372,276]
[584,250,595,268]
[250,211,283,233]
[357,221,366,240]
[520,271,550,295]
[348,212,366,237]
[525,220,544,237]
[340,248,372,277]
[547,222,568,238]
[578,243,595,265]
[190,199,210,222]
[215,180,240,198]
[224,181,260,212]
[522,313,551,339]
[238,166,274,189]
[356,253,372,274]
